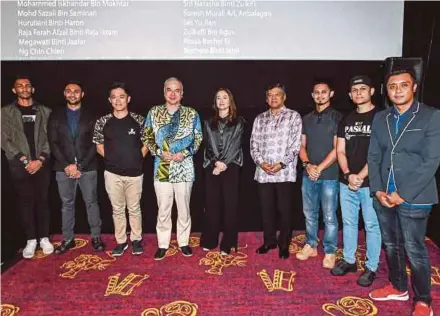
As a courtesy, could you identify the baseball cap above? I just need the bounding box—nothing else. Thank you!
[349,75,373,89]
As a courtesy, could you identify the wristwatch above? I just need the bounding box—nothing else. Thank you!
[22,159,29,166]
[279,162,286,169]
[343,172,351,181]
[302,161,310,168]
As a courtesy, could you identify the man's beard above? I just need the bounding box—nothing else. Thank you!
[316,100,329,106]
[67,99,81,106]
[18,93,32,99]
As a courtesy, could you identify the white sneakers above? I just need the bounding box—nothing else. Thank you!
[22,239,37,259]
[40,237,54,255]
[22,237,54,259]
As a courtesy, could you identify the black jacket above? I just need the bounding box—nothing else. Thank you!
[203,116,244,168]
[48,106,98,172]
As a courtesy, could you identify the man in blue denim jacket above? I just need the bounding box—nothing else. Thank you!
[368,69,440,316]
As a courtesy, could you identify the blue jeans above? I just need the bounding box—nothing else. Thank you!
[56,171,102,241]
[301,176,339,254]
[374,200,432,304]
[340,184,381,271]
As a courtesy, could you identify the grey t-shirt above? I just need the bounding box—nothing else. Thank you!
[302,106,342,180]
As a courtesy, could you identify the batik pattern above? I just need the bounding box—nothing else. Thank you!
[142,105,202,182]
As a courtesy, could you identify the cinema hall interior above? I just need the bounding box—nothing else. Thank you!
[1,1,440,315]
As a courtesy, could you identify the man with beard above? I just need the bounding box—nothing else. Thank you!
[250,83,302,260]
[48,81,104,254]
[368,69,440,316]
[331,75,381,287]
[1,75,54,259]
[297,78,342,269]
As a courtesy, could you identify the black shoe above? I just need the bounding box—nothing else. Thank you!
[331,259,358,276]
[279,248,290,259]
[357,268,376,287]
[91,237,105,251]
[180,246,193,257]
[111,243,128,257]
[154,248,168,261]
[132,240,143,255]
[54,239,75,254]
[220,248,231,255]
[256,244,277,254]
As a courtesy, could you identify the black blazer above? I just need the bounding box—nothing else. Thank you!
[48,106,98,172]
[203,116,244,168]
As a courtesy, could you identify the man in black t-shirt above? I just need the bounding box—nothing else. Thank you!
[93,82,148,257]
[331,75,381,288]
[1,76,54,259]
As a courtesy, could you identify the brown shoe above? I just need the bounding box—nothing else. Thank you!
[295,244,318,260]
[323,254,336,269]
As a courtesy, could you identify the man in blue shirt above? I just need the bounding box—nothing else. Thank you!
[368,69,440,316]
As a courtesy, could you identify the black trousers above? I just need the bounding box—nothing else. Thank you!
[257,182,294,249]
[201,164,240,252]
[11,166,51,240]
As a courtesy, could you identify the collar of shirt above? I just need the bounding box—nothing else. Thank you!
[313,105,332,116]
[267,105,287,118]
[392,101,417,119]
[161,104,181,116]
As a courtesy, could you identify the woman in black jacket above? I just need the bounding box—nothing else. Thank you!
[200,88,244,255]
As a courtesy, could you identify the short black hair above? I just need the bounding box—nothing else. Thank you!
[266,83,286,95]
[14,75,32,85]
[312,77,334,91]
[385,69,417,84]
[65,80,83,91]
[108,82,130,96]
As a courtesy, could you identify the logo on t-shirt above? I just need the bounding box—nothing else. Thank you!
[128,128,136,135]
[22,115,36,123]
[345,121,371,140]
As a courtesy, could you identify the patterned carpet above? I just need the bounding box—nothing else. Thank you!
[1,232,439,315]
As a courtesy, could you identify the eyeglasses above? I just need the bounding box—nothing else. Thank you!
[267,93,283,98]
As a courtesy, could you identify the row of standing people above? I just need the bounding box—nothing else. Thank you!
[294,72,440,316]
[2,71,439,316]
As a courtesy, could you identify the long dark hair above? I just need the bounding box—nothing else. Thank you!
[211,88,237,128]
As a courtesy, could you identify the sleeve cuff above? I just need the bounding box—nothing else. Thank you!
[181,149,190,158]
[255,157,264,166]
[14,152,25,161]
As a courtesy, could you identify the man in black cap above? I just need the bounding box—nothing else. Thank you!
[331,75,381,287]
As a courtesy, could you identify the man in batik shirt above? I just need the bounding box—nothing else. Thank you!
[142,77,202,261]
[250,83,302,260]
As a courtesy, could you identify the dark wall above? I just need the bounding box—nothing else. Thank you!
[402,1,440,247]
[0,60,382,260]
[2,1,439,261]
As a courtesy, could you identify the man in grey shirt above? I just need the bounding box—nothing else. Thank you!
[297,78,342,269]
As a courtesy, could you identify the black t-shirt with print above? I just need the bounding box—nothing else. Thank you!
[103,114,144,177]
[337,108,378,187]
[18,105,37,159]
